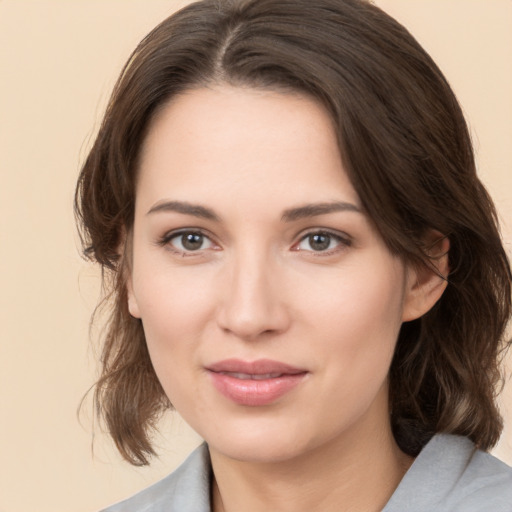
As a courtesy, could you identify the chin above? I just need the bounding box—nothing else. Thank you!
[214,438,306,464]
[203,417,321,464]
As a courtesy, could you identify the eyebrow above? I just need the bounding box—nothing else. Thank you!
[281,201,361,222]
[146,200,361,223]
[146,200,220,221]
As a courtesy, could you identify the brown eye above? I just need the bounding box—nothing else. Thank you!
[295,230,351,253]
[168,231,213,252]
[307,233,331,251]
[181,233,204,251]
[299,232,335,252]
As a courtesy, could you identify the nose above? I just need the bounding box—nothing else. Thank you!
[216,250,291,341]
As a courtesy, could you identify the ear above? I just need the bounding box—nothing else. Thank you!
[402,232,450,322]
[126,274,141,319]
[119,228,142,319]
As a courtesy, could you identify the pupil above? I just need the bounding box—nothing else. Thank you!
[309,233,330,251]
[182,233,203,250]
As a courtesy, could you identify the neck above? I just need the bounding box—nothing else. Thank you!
[210,416,413,512]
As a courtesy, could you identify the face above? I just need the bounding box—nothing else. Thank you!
[128,85,418,464]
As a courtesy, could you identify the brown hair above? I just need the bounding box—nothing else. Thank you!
[76,0,512,465]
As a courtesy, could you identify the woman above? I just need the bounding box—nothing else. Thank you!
[75,0,512,510]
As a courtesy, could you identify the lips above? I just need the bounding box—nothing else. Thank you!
[206,359,307,406]
[218,372,284,380]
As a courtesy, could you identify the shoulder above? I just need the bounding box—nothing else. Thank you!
[384,434,512,512]
[100,444,212,512]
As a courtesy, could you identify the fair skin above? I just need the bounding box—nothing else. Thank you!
[127,85,448,511]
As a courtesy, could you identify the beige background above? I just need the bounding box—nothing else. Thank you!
[0,1,511,511]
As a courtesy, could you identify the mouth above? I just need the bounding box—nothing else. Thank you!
[217,371,287,380]
[206,359,308,406]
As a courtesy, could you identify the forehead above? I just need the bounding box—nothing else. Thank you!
[136,85,360,211]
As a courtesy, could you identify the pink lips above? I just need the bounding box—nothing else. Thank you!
[206,359,307,406]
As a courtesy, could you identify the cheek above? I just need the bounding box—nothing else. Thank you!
[132,252,218,330]
[302,257,405,339]
[302,267,405,437]
[134,283,208,412]
[303,258,406,383]
[130,260,219,379]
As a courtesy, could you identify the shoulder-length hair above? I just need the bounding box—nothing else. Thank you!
[75,0,511,465]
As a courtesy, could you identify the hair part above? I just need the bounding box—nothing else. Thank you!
[75,0,511,465]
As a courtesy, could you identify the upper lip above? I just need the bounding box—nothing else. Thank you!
[206,358,306,376]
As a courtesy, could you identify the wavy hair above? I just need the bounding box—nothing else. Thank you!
[75,0,511,465]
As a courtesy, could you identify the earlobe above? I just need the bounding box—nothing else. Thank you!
[402,233,450,322]
[119,228,141,319]
[127,277,141,319]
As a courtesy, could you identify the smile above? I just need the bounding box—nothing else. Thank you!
[206,359,308,406]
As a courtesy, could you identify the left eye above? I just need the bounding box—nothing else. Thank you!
[296,232,344,252]
[168,231,213,252]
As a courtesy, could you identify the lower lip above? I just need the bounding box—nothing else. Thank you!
[208,372,306,406]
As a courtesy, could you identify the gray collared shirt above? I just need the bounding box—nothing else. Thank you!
[101,434,512,511]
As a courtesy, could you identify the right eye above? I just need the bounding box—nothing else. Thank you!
[165,231,214,252]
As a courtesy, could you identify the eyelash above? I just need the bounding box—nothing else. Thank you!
[293,229,352,255]
[157,229,218,256]
[157,228,352,256]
